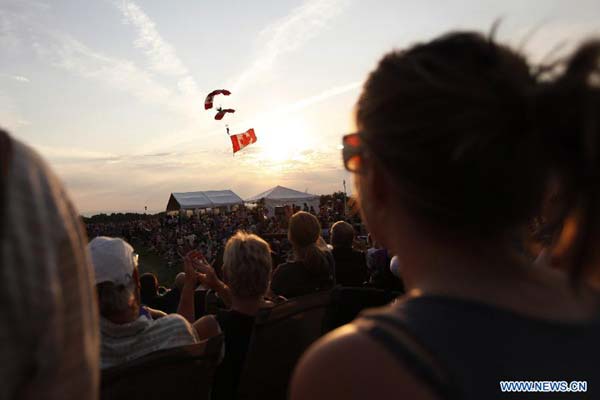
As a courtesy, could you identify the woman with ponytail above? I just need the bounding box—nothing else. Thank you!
[527,41,600,287]
[271,211,334,298]
[291,32,600,399]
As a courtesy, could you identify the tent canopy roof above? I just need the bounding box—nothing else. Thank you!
[245,185,319,202]
[167,190,243,211]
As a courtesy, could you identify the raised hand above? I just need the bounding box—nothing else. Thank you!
[183,250,202,288]
[192,256,222,291]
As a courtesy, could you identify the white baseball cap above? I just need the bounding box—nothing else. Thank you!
[88,236,138,285]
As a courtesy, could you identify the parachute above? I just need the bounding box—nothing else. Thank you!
[204,89,231,110]
[214,108,235,121]
[203,89,246,149]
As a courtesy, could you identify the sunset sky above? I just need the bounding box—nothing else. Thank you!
[2,0,599,214]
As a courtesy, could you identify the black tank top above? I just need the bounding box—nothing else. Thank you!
[212,309,256,400]
[355,295,600,399]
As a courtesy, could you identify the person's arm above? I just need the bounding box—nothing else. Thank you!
[192,315,221,341]
[212,279,232,309]
[177,253,198,323]
[195,259,233,309]
[290,326,439,400]
[145,306,167,319]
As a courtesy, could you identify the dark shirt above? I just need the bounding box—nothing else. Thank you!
[271,258,334,299]
[212,309,256,400]
[140,293,163,310]
[357,295,600,399]
[159,287,181,314]
[331,247,368,287]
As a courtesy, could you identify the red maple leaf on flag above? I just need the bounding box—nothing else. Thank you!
[230,129,257,154]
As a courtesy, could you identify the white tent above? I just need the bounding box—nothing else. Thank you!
[166,190,244,211]
[245,185,320,215]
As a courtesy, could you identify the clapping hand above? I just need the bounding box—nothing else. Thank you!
[184,250,223,291]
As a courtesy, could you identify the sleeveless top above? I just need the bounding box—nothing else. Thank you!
[212,309,256,400]
[354,295,600,399]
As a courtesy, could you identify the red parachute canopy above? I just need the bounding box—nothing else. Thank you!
[214,108,235,120]
[230,129,257,154]
[204,89,231,110]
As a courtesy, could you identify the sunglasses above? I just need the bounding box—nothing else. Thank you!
[342,132,365,173]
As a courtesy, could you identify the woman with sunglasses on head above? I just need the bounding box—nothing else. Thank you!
[291,32,600,399]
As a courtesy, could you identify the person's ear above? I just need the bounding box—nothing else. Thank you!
[356,159,393,248]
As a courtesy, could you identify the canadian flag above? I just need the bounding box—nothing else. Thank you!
[230,129,257,154]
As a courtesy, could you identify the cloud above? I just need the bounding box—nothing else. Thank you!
[116,0,188,77]
[0,72,30,82]
[0,92,30,130]
[33,144,123,162]
[37,138,345,214]
[115,0,202,102]
[273,80,361,115]
[36,31,206,124]
[42,33,173,104]
[231,0,347,91]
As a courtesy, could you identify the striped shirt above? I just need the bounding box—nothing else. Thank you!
[0,133,100,399]
[100,313,199,369]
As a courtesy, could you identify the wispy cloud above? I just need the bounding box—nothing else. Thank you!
[0,72,30,82]
[231,80,361,136]
[231,0,347,92]
[117,0,188,77]
[13,75,29,82]
[43,33,173,105]
[0,92,30,130]
[34,144,123,162]
[274,80,361,115]
[116,0,201,98]
[34,30,208,124]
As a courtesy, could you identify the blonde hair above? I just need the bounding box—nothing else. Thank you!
[223,231,273,298]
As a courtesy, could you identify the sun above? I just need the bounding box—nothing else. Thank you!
[255,116,313,164]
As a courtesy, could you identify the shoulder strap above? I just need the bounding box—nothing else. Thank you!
[356,313,461,400]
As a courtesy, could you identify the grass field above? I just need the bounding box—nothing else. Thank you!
[133,240,182,288]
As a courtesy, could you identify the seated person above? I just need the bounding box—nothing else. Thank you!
[139,272,163,310]
[271,212,334,298]
[189,231,273,400]
[89,236,199,368]
[330,221,368,286]
[365,235,402,291]
[160,272,186,314]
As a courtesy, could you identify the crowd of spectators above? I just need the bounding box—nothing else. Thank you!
[84,206,396,400]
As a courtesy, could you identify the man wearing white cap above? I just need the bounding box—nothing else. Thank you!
[89,236,200,368]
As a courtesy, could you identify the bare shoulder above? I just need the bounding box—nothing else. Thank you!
[290,324,440,400]
[192,314,221,341]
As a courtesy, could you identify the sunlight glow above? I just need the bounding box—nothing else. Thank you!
[255,116,313,165]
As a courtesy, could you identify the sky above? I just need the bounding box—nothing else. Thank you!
[1,0,599,215]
